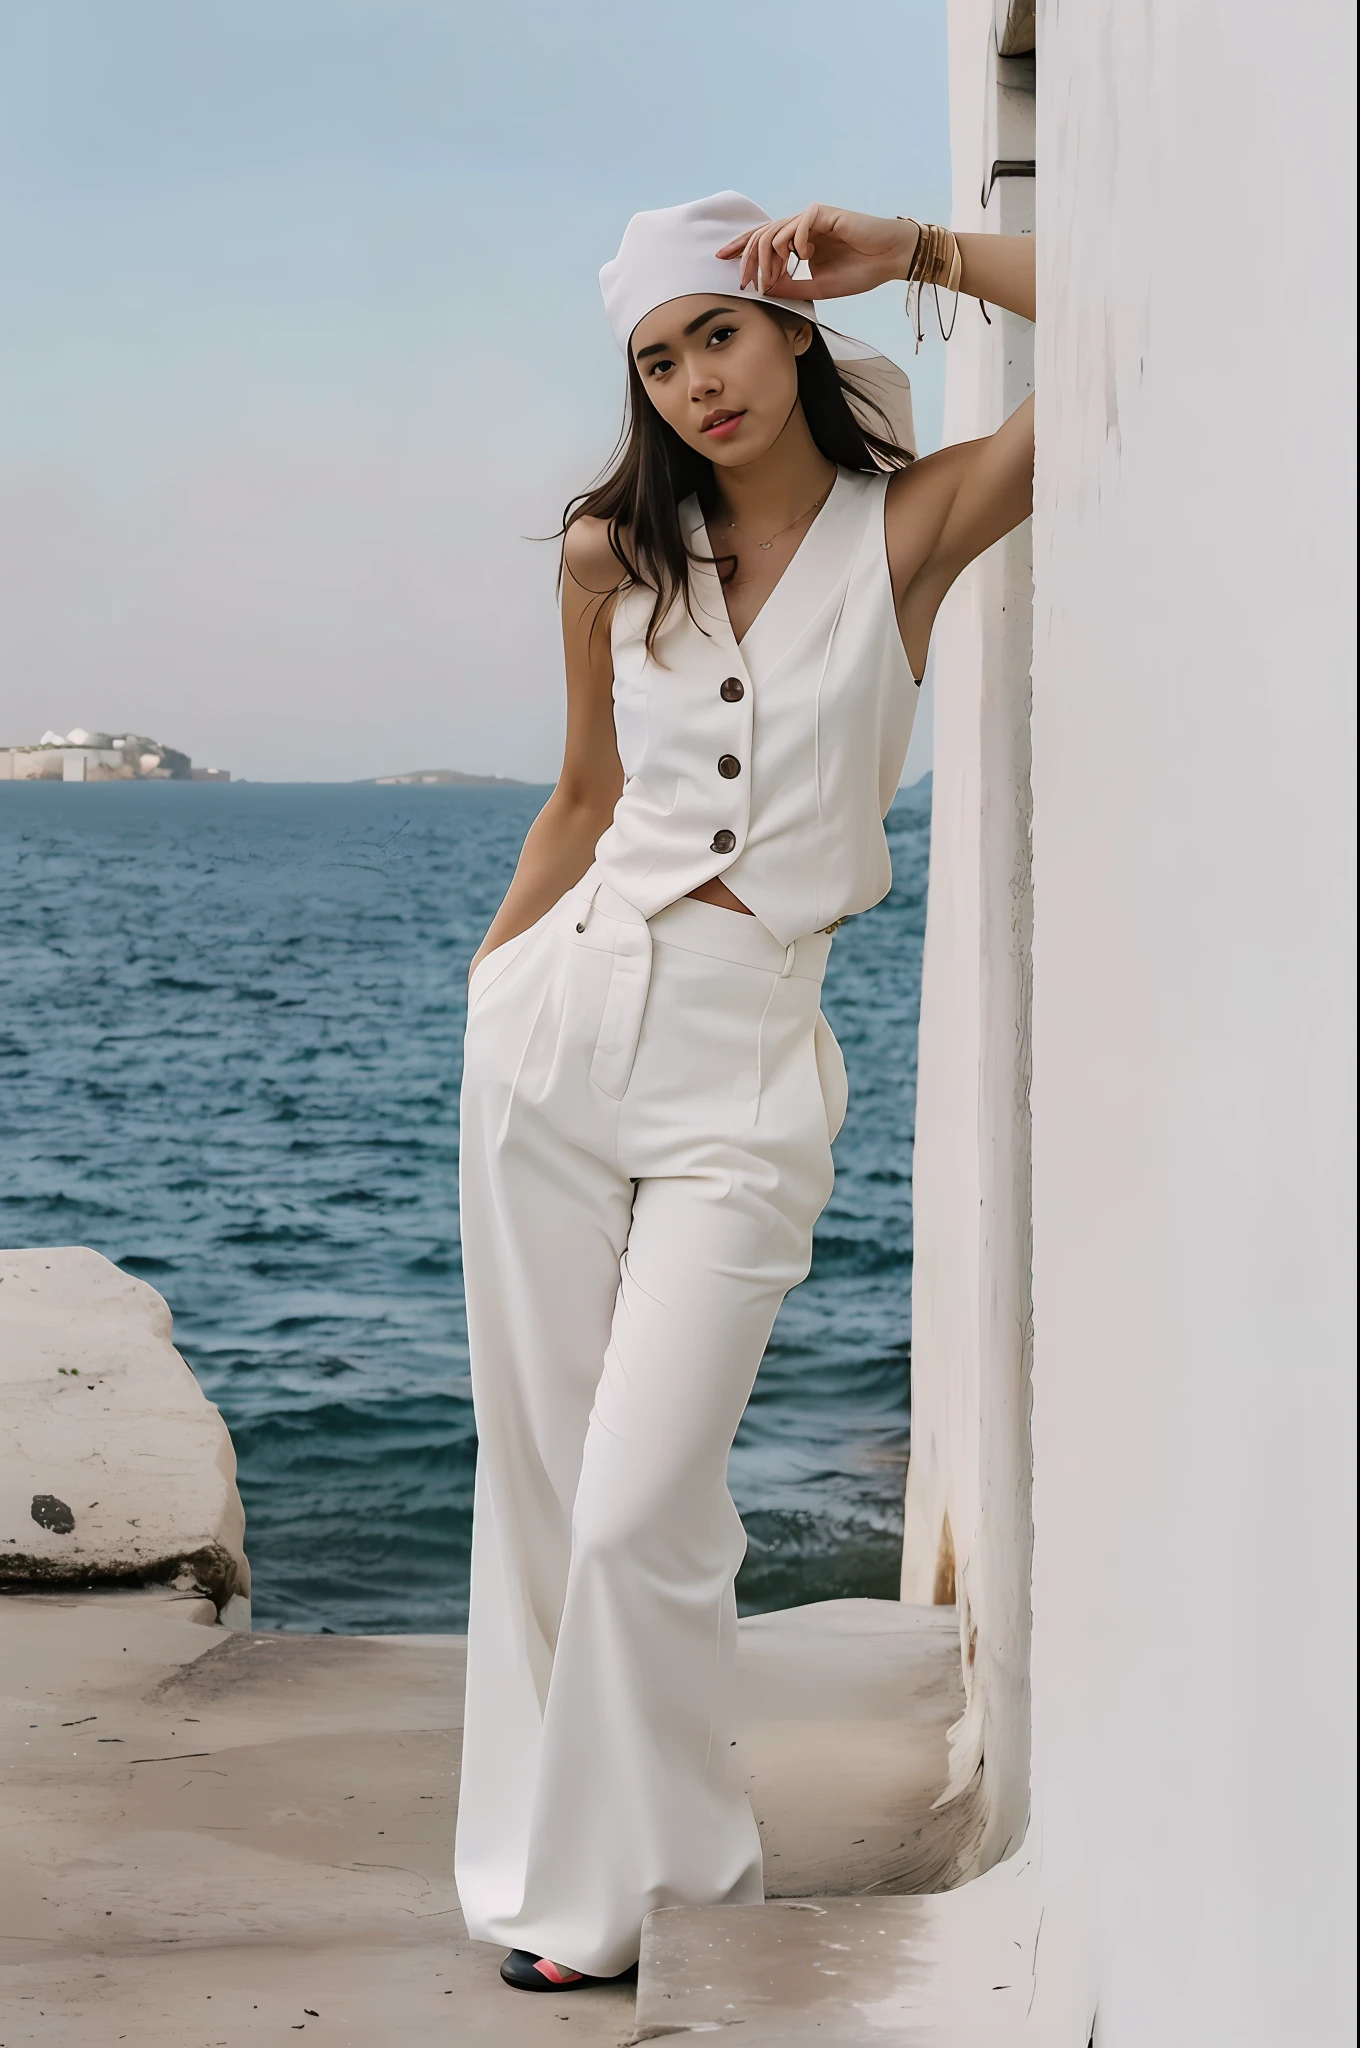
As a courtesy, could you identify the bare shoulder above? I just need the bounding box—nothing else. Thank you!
[562,514,628,597]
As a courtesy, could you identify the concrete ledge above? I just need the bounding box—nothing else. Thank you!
[0,1248,248,1612]
[634,1878,1047,2045]
[636,1898,934,2042]
[736,1598,979,1895]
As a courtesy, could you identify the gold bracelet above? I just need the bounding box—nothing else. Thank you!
[897,216,964,350]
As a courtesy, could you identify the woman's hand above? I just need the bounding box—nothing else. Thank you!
[717,206,918,302]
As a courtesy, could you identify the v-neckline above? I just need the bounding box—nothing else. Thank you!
[697,469,845,651]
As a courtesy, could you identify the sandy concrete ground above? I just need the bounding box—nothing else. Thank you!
[0,1590,636,2047]
[1,1590,968,2047]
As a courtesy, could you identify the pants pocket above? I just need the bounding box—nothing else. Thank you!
[813,1009,849,1143]
[467,906,554,1017]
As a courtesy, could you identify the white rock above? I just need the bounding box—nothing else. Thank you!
[0,1248,248,1610]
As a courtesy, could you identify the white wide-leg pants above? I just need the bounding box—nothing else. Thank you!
[453,866,847,1976]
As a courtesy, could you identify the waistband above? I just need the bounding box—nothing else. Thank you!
[570,869,833,982]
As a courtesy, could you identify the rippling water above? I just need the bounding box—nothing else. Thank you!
[0,779,929,1632]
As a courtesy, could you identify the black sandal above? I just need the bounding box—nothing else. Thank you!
[499,1949,638,1992]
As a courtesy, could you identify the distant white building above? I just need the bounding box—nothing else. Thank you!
[0,728,225,782]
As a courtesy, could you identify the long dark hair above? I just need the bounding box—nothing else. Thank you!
[561,311,913,654]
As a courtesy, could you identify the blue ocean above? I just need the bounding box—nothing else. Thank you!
[0,779,930,1632]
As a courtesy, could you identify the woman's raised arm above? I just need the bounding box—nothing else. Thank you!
[718,205,1035,676]
[718,206,1035,322]
[882,392,1035,680]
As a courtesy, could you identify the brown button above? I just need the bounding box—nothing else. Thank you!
[717,755,741,779]
[710,829,737,854]
[720,677,745,702]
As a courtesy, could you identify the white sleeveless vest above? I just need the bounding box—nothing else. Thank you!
[593,466,919,947]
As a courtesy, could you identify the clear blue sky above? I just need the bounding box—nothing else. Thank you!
[0,1,949,782]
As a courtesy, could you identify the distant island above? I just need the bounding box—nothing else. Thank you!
[1,728,228,783]
[358,769,529,788]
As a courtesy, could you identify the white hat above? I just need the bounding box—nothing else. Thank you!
[599,189,916,457]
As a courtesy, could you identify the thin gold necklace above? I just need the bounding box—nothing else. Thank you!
[715,475,836,552]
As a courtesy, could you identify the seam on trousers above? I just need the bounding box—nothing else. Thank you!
[612,1240,669,1316]
[606,1094,626,1177]
[494,976,556,1152]
[702,1525,743,1795]
[751,969,784,1115]
[588,921,652,1101]
[701,1581,723,1791]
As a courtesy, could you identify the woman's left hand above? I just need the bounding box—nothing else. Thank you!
[717,205,917,302]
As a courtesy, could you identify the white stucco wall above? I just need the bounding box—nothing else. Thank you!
[1026,0,1356,2037]
[901,0,1036,1878]
[901,0,1354,2037]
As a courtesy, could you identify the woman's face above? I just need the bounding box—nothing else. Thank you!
[629,295,812,467]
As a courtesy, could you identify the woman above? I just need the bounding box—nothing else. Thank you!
[454,191,1035,1993]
